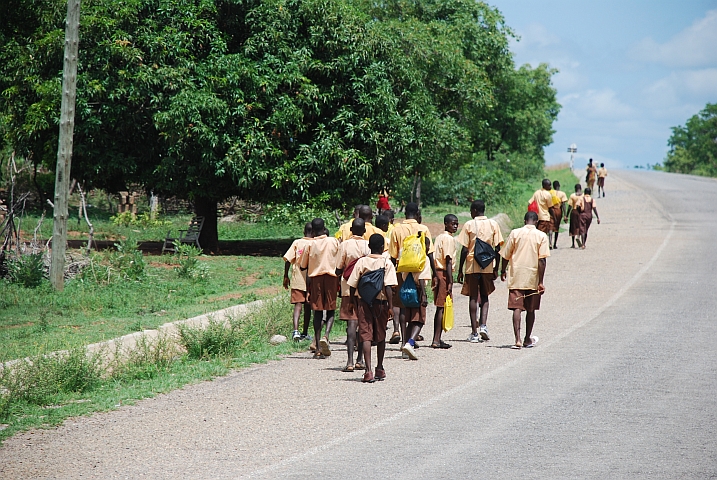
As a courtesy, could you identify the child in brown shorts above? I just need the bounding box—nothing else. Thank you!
[299,218,341,358]
[282,222,314,341]
[500,211,550,349]
[430,214,458,349]
[335,219,370,371]
[348,234,397,383]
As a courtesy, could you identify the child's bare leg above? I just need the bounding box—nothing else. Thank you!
[399,308,407,346]
[346,320,358,367]
[355,324,364,364]
[361,340,372,373]
[312,311,323,354]
[376,340,386,371]
[524,311,536,345]
[469,295,479,334]
[301,303,311,336]
[432,307,444,345]
[512,309,522,345]
[292,303,302,331]
[392,306,400,334]
[324,310,335,338]
[407,321,422,341]
[553,231,559,248]
[479,298,489,327]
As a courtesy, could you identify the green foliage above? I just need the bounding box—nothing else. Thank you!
[0,0,559,222]
[111,237,146,281]
[0,347,102,420]
[5,253,45,288]
[110,212,171,228]
[663,103,717,177]
[178,317,243,360]
[174,243,209,281]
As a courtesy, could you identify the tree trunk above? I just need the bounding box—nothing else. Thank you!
[415,175,422,208]
[195,197,219,254]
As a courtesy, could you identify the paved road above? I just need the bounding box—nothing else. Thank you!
[2,170,716,479]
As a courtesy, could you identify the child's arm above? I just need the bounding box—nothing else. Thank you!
[283,261,291,289]
[385,286,393,312]
[446,256,453,291]
[500,257,509,282]
[419,279,428,307]
[593,206,600,224]
[457,246,467,283]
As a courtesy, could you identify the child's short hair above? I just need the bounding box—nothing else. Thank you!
[553,180,560,189]
[470,200,485,213]
[600,163,605,167]
[368,233,385,252]
[375,214,389,230]
[574,183,582,192]
[303,222,312,236]
[311,218,325,233]
[524,211,538,222]
[405,202,419,216]
[385,210,394,220]
[584,187,592,195]
[444,214,458,224]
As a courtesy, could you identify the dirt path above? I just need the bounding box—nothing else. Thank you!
[0,172,674,479]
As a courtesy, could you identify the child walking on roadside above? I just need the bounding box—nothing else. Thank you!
[579,187,600,249]
[565,184,584,248]
[430,214,458,349]
[335,219,370,371]
[348,234,397,383]
[299,218,341,358]
[282,222,314,341]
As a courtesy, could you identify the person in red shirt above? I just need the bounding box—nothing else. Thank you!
[377,193,391,214]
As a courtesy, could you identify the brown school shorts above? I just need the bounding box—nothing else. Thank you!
[290,288,308,304]
[508,289,542,312]
[404,305,427,325]
[537,220,551,234]
[597,177,605,187]
[308,274,338,311]
[549,205,562,232]
[460,273,496,303]
[432,269,451,307]
[357,300,389,343]
[339,295,358,321]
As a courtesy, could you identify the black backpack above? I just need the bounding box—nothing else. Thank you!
[358,265,386,306]
[473,220,497,269]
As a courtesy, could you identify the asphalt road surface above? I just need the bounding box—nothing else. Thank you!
[1,170,716,479]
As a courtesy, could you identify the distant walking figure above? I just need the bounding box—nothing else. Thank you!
[565,184,584,248]
[597,163,608,197]
[579,187,600,249]
[585,159,597,192]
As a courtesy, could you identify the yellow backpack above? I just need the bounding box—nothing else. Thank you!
[397,231,427,273]
[550,189,561,206]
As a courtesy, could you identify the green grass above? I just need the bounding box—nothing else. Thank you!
[419,167,578,230]
[0,296,315,444]
[0,255,285,362]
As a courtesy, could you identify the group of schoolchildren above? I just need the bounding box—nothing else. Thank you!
[283,190,562,383]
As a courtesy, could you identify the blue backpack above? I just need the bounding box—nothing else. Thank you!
[399,274,420,308]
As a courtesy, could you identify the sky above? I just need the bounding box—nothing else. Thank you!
[492,0,717,169]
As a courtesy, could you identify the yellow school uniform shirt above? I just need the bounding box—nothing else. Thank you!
[568,193,584,210]
[336,236,370,296]
[347,254,398,301]
[362,222,383,241]
[500,224,550,290]
[335,221,353,242]
[282,237,313,291]
[433,232,456,271]
[299,234,340,278]
[457,216,504,275]
[529,189,554,222]
[598,167,608,178]
[555,190,568,204]
[388,219,433,260]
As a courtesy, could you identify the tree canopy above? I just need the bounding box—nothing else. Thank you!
[1,0,560,250]
[662,103,717,177]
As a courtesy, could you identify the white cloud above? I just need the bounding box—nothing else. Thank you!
[560,89,634,120]
[629,9,717,68]
[511,23,561,51]
[641,68,717,118]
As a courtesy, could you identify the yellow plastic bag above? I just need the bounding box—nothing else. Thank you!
[442,294,454,332]
[397,232,427,273]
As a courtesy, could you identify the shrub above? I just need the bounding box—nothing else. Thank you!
[174,243,209,281]
[177,317,243,360]
[6,253,45,288]
[0,348,101,420]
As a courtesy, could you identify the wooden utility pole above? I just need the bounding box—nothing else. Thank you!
[49,0,81,290]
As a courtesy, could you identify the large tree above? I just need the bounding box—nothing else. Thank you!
[1,0,558,249]
[663,103,717,177]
